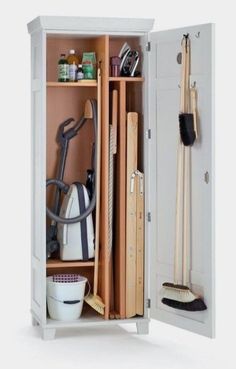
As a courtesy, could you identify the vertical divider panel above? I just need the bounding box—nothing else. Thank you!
[95,35,110,319]
[114,80,127,319]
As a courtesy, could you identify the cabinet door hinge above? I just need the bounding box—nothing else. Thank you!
[146,129,151,139]
[147,212,151,222]
[146,298,151,308]
[146,41,151,52]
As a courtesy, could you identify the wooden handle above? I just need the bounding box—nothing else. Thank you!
[175,36,191,284]
[180,36,190,113]
[84,100,93,119]
[183,147,190,286]
[94,68,102,295]
[112,90,118,154]
[174,140,184,284]
[190,87,198,139]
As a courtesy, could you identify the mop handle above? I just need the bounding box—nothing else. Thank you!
[94,68,102,296]
[174,35,190,285]
[182,37,192,286]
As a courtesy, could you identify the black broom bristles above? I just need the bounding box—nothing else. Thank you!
[162,297,207,312]
[179,113,196,146]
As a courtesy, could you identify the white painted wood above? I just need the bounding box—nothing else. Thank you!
[27,16,154,35]
[136,321,149,334]
[29,15,215,339]
[46,316,150,329]
[29,16,151,336]
[141,33,152,321]
[41,328,56,341]
[30,29,47,326]
[32,316,39,326]
[149,24,215,337]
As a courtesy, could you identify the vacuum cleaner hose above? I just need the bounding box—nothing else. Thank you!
[46,99,98,225]
[46,178,96,224]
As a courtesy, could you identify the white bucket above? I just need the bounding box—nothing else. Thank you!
[47,274,88,321]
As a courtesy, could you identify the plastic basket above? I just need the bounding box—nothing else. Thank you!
[47,274,89,321]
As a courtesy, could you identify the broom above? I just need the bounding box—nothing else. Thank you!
[160,34,206,311]
[85,68,105,315]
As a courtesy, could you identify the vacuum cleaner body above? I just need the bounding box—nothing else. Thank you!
[46,99,97,261]
[58,183,95,261]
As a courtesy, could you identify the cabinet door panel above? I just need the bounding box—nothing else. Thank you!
[149,24,215,337]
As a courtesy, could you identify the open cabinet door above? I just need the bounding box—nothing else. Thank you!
[149,24,215,337]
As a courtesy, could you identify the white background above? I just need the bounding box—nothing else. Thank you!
[0,1,235,368]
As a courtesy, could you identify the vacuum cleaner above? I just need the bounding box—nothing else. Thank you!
[46,99,97,261]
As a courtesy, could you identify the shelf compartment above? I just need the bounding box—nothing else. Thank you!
[109,77,144,82]
[47,259,95,268]
[47,81,97,87]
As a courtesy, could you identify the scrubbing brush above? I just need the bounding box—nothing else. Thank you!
[179,113,196,146]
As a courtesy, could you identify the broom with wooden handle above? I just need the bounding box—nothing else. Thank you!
[85,68,105,315]
[161,34,207,311]
[108,90,118,319]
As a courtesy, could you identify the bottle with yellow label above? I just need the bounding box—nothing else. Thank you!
[67,50,79,82]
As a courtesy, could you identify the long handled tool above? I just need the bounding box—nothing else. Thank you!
[85,68,105,315]
[161,34,206,311]
[108,90,118,319]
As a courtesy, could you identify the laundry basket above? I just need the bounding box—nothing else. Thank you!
[47,274,89,321]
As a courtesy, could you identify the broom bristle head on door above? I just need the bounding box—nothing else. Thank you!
[160,282,207,311]
[160,282,196,303]
[162,297,207,311]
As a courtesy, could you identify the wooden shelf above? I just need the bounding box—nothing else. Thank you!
[47,81,97,87]
[47,259,95,268]
[109,77,144,82]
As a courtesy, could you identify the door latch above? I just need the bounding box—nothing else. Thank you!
[204,171,209,184]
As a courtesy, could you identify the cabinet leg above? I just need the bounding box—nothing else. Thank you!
[31,316,39,326]
[136,321,149,335]
[41,328,56,340]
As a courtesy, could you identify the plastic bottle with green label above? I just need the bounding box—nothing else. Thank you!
[58,54,69,82]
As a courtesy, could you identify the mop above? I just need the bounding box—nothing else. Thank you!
[161,34,207,311]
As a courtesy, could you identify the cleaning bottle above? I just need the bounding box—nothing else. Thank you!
[77,64,84,80]
[67,50,79,82]
[58,54,69,82]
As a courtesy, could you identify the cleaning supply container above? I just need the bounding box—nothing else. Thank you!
[47,274,88,321]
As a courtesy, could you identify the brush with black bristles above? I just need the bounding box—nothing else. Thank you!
[179,113,196,146]
[160,34,206,312]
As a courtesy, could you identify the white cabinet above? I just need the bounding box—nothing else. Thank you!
[28,16,215,340]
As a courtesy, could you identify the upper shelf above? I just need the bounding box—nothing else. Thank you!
[47,259,95,268]
[109,77,144,82]
[47,81,97,87]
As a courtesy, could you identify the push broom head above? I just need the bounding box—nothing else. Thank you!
[179,113,196,146]
[160,282,207,312]
[85,293,105,315]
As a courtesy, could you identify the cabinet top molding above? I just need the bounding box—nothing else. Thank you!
[27,16,155,35]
